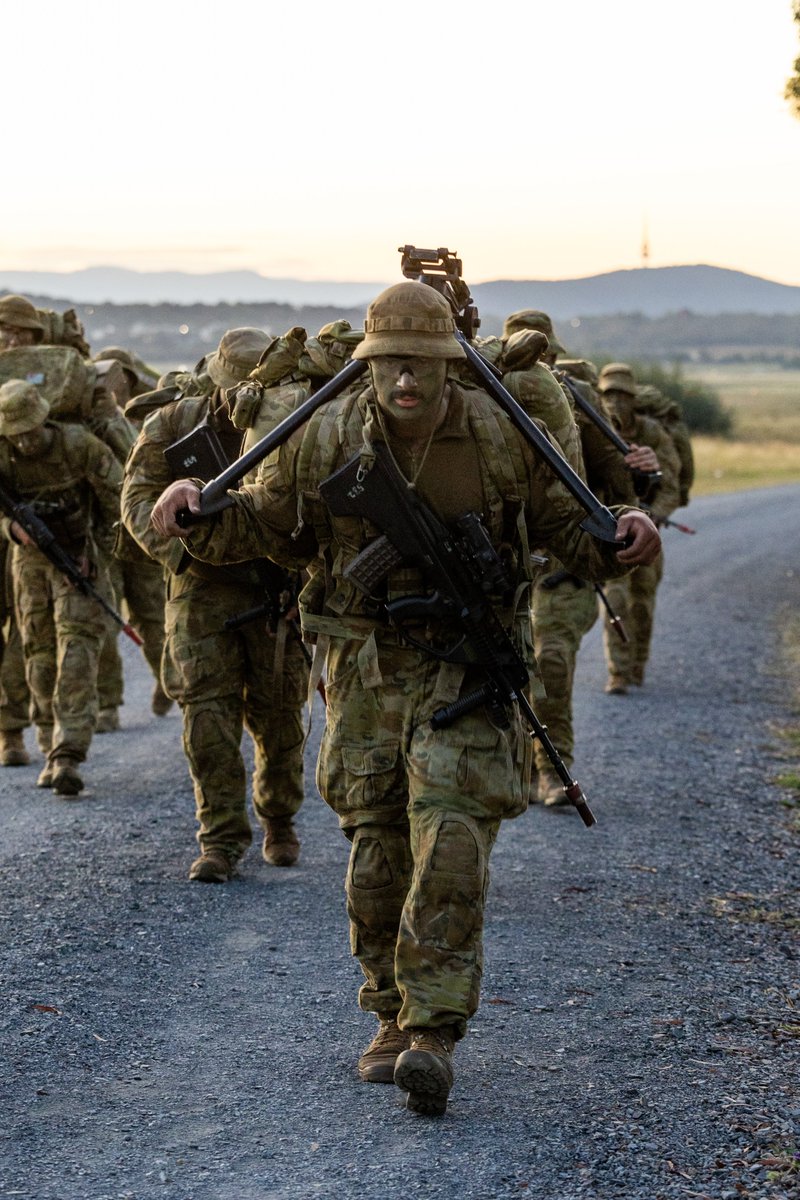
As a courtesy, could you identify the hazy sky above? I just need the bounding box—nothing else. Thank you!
[4,0,798,284]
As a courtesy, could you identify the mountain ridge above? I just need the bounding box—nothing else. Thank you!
[3,264,800,317]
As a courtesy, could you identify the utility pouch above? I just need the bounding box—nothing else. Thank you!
[164,421,229,483]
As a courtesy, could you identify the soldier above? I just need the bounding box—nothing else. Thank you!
[91,349,171,728]
[122,328,308,884]
[496,313,661,803]
[150,283,660,1116]
[597,363,681,693]
[0,380,122,795]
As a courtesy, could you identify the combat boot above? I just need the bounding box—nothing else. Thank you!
[37,763,55,788]
[188,848,234,883]
[358,1017,411,1084]
[604,674,628,695]
[262,817,299,867]
[51,757,84,797]
[630,664,645,686]
[151,683,173,716]
[96,707,120,733]
[0,730,29,767]
[394,1026,456,1116]
[538,768,569,808]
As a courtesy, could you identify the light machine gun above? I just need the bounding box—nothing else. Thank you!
[177,245,626,555]
[319,442,597,827]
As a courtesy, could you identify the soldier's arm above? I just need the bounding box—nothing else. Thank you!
[121,407,191,571]
[647,424,682,523]
[153,430,318,570]
[522,433,660,580]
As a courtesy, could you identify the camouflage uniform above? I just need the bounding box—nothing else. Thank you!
[122,338,308,878]
[178,285,637,1040]
[0,298,43,761]
[0,382,122,792]
[530,358,639,786]
[0,544,31,742]
[598,366,682,690]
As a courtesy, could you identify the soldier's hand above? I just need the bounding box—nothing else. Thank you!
[151,480,202,538]
[624,443,660,473]
[614,510,661,565]
[9,520,34,547]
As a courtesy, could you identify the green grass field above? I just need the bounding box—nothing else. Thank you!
[687,366,800,495]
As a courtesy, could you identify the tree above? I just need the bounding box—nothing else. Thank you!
[786,2,800,117]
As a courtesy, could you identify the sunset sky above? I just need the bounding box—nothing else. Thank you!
[4,0,798,285]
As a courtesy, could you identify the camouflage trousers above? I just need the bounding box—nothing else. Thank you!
[97,556,167,710]
[531,572,599,770]
[0,618,31,734]
[0,544,31,733]
[162,570,308,861]
[315,633,530,1038]
[602,552,665,684]
[12,545,113,761]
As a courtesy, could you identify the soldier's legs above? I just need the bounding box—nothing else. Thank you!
[627,555,664,684]
[346,820,414,1018]
[602,575,634,690]
[319,640,526,1040]
[14,554,58,750]
[121,557,167,684]
[180,695,253,859]
[396,806,499,1037]
[0,617,31,734]
[49,579,109,762]
[242,621,307,825]
[97,628,124,718]
[533,579,598,772]
[162,573,254,866]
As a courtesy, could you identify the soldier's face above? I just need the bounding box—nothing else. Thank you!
[8,424,50,457]
[604,389,636,429]
[0,324,37,350]
[370,356,449,437]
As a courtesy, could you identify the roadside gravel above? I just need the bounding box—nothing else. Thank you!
[1,484,798,1200]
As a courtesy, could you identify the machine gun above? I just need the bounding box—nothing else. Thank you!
[176,244,625,554]
[0,479,143,647]
[319,441,596,827]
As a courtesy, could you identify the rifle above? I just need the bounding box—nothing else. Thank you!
[319,441,597,827]
[0,479,143,647]
[553,370,662,499]
[541,567,628,643]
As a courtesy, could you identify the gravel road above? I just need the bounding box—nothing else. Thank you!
[1,484,798,1200]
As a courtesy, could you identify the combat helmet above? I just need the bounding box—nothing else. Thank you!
[205,328,272,389]
[0,380,49,436]
[0,295,45,340]
[352,282,466,361]
[502,309,565,356]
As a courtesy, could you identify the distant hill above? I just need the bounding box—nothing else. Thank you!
[473,265,800,321]
[3,263,800,317]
